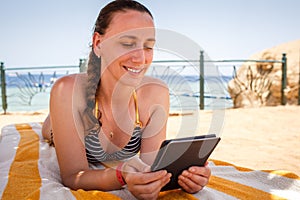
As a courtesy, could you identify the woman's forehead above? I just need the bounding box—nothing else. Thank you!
[103,10,155,40]
[100,27,156,47]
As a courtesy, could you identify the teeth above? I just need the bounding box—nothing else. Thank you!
[126,67,142,73]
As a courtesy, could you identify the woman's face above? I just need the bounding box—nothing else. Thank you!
[94,10,155,86]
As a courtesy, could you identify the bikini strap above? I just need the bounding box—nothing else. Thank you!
[133,90,143,128]
[94,97,100,118]
[94,90,142,128]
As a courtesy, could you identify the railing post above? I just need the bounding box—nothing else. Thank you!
[0,62,7,114]
[281,53,287,105]
[199,51,204,110]
[79,58,87,73]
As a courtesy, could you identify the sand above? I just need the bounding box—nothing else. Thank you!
[1,106,299,175]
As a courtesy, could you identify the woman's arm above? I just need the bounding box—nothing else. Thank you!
[120,79,171,199]
[138,78,170,165]
[136,77,211,194]
[49,75,123,190]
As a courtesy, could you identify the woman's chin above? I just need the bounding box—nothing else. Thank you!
[118,73,145,87]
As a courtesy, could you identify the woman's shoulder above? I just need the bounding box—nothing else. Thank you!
[139,76,169,102]
[140,76,169,91]
[51,73,87,91]
[53,73,86,85]
[50,73,88,101]
[50,73,88,113]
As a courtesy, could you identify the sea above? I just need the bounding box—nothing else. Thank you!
[0,66,233,113]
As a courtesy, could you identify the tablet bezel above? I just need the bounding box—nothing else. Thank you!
[151,134,220,191]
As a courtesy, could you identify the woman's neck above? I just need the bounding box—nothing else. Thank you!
[97,77,137,134]
[98,78,135,107]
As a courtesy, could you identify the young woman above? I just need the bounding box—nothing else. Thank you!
[42,1,211,199]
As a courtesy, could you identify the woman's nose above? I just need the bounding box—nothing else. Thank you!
[131,48,146,64]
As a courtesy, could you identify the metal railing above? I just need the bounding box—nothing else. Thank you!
[0,62,83,114]
[0,52,290,114]
[152,51,288,109]
[207,53,288,106]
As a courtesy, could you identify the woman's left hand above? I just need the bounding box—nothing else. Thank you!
[178,162,211,194]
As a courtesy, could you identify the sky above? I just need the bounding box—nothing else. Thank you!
[0,0,300,69]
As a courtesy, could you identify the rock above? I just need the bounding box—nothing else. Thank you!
[228,39,300,108]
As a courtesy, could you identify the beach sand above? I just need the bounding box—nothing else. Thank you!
[1,106,299,175]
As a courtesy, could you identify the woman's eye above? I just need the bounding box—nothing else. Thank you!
[121,43,135,48]
[144,42,155,50]
[144,45,153,50]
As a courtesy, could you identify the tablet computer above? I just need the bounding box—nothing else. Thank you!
[151,134,220,191]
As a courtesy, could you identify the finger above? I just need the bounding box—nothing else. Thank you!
[132,173,171,194]
[125,157,151,173]
[127,172,171,199]
[178,179,191,193]
[179,167,210,193]
[178,175,202,194]
[188,166,211,178]
[183,167,210,187]
[204,161,209,166]
[185,172,209,188]
[127,170,169,185]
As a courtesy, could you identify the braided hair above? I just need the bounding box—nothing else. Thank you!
[83,0,153,134]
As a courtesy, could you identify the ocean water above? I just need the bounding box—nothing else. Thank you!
[0,71,233,113]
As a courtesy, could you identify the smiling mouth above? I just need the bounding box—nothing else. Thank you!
[123,66,144,74]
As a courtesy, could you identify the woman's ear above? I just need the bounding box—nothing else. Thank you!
[92,32,102,57]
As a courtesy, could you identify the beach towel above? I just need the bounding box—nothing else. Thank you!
[0,122,299,200]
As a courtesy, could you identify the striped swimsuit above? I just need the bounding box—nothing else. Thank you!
[85,91,143,163]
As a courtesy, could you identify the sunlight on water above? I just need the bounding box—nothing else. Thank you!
[1,73,232,113]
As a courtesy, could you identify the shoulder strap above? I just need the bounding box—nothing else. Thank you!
[133,90,142,128]
[94,98,99,118]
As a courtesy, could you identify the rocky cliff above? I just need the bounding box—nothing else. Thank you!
[228,39,300,108]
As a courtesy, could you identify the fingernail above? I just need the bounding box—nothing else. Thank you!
[162,170,167,175]
[190,168,195,172]
[144,166,151,172]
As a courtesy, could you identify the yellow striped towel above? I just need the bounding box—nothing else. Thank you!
[0,123,299,199]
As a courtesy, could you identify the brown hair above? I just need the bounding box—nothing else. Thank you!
[83,0,153,133]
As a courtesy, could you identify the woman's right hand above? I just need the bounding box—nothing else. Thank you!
[122,158,171,200]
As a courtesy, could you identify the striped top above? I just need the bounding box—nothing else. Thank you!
[85,90,143,163]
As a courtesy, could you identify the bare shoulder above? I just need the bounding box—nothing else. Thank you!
[138,76,169,104]
[50,73,88,116]
[51,73,87,96]
[139,76,169,94]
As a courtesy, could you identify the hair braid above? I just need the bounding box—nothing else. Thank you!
[82,50,101,134]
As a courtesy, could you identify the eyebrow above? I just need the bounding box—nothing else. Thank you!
[119,35,156,42]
